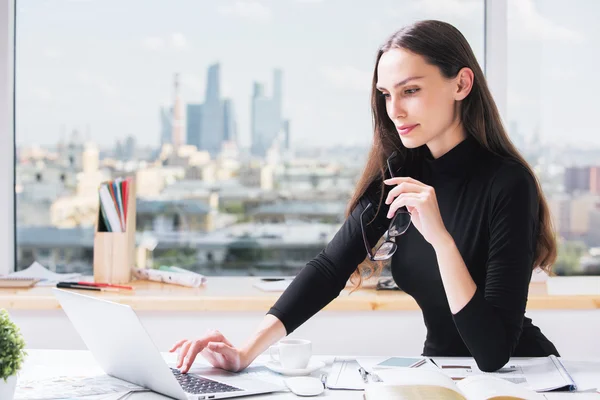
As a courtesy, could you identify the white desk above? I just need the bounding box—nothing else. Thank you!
[19,350,600,399]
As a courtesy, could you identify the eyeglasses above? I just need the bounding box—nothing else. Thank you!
[360,152,412,261]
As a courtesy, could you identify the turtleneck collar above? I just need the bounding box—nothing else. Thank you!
[423,135,482,178]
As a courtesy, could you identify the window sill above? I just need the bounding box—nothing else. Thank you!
[0,276,598,311]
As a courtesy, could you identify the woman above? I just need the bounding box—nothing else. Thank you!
[171,20,559,374]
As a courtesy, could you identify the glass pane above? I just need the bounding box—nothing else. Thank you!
[507,0,600,276]
[15,0,484,276]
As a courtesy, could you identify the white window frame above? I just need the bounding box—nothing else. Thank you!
[0,0,14,275]
[0,0,506,274]
[484,0,508,123]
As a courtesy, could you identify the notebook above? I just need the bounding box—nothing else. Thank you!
[0,276,40,288]
[364,369,544,400]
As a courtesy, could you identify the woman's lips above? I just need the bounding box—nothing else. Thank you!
[396,124,418,136]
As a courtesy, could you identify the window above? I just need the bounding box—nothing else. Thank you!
[12,0,486,276]
[507,0,600,275]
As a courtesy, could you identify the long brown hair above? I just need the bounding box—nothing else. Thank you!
[348,20,557,289]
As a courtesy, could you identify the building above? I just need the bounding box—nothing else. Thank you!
[564,166,600,195]
[136,199,212,233]
[185,63,238,156]
[186,104,202,148]
[16,226,95,273]
[251,69,287,157]
[171,73,185,147]
[199,64,224,156]
[159,106,172,146]
[223,98,237,144]
[548,194,571,238]
[249,201,346,224]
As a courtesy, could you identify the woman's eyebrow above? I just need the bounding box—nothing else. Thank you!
[376,76,424,91]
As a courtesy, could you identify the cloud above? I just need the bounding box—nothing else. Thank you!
[401,0,481,19]
[321,66,372,92]
[510,0,585,44]
[142,33,189,51]
[42,47,61,59]
[170,33,188,50]
[142,36,165,51]
[218,1,272,22]
[76,71,119,97]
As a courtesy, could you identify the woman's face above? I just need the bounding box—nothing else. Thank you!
[376,48,462,150]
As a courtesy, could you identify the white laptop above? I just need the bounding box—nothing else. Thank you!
[53,288,283,400]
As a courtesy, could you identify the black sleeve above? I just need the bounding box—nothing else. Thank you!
[452,163,539,372]
[267,179,391,334]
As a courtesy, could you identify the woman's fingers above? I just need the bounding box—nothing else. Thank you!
[177,341,192,368]
[181,341,205,373]
[173,330,236,372]
[387,193,422,218]
[207,341,236,358]
[384,176,426,187]
[169,339,187,353]
[385,182,426,204]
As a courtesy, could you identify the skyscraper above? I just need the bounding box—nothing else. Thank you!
[184,63,238,156]
[171,73,184,147]
[200,64,225,156]
[223,98,237,143]
[251,69,287,157]
[186,104,202,149]
[282,119,290,150]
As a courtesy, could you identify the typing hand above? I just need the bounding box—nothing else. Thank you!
[170,330,249,374]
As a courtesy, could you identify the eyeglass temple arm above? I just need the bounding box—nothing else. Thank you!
[360,203,374,260]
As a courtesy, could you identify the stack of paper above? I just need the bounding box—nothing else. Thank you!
[8,261,81,286]
[99,177,132,232]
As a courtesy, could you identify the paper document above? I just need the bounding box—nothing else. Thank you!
[9,262,82,286]
[15,374,144,400]
[326,358,367,390]
[435,355,576,392]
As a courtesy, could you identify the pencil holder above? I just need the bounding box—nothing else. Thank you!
[93,178,137,284]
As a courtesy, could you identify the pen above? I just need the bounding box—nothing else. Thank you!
[75,281,134,290]
[56,282,120,292]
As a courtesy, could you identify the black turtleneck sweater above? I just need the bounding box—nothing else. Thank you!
[267,136,559,372]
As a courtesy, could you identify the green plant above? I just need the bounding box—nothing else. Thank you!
[0,309,27,382]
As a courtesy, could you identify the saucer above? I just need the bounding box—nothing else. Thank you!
[265,360,326,376]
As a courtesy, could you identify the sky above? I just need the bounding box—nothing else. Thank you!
[14,0,600,149]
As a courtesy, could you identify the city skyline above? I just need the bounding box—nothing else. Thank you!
[14,0,600,148]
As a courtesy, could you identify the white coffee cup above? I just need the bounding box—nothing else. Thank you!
[269,339,312,370]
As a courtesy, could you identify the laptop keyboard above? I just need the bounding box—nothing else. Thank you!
[171,368,244,395]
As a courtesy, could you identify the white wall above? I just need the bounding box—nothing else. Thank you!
[10,309,600,360]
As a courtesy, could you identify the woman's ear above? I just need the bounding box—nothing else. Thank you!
[454,67,474,101]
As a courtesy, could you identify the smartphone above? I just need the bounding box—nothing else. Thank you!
[373,357,426,369]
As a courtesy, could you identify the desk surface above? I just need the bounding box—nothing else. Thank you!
[18,350,600,399]
[1,276,600,312]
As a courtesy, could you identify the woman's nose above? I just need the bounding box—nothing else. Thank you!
[389,97,407,120]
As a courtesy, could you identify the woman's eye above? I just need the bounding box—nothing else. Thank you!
[404,88,420,95]
[380,92,390,99]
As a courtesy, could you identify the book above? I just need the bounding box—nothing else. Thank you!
[99,184,123,232]
[0,276,40,288]
[364,369,544,400]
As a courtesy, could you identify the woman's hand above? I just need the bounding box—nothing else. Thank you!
[170,330,250,373]
[384,177,452,249]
